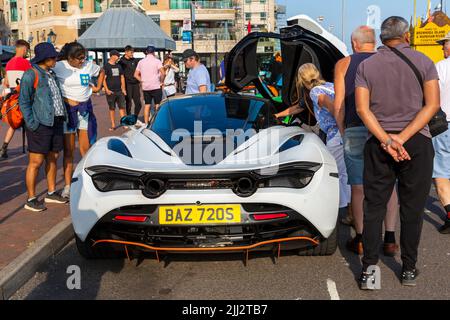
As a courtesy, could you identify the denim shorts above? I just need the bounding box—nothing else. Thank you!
[63,111,89,134]
[343,126,368,185]
[432,125,450,179]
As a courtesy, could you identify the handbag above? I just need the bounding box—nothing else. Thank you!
[388,46,448,137]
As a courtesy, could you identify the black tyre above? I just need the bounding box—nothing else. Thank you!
[75,234,123,259]
[297,223,338,256]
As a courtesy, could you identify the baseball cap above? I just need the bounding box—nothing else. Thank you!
[146,45,156,54]
[182,49,197,60]
[110,49,120,57]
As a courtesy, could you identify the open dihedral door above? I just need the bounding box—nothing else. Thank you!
[225,25,345,116]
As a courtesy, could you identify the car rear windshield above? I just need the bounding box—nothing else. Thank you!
[150,94,278,147]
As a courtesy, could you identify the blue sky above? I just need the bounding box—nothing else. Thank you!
[277,0,448,48]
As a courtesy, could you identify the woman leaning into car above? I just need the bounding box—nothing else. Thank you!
[275,63,350,209]
[53,42,105,199]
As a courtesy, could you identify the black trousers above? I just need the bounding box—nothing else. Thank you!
[362,133,434,271]
[125,82,142,116]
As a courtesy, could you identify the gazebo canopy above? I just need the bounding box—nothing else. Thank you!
[77,6,176,51]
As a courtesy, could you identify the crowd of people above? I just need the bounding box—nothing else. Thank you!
[0,41,214,211]
[0,14,448,290]
[275,16,449,289]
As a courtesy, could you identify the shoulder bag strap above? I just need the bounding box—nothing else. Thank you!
[387,46,425,105]
[32,68,39,89]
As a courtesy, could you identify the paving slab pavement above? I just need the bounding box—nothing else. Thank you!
[0,94,129,298]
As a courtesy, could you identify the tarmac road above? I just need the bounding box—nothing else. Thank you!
[10,191,450,300]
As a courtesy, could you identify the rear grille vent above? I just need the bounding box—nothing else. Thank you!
[166,179,234,190]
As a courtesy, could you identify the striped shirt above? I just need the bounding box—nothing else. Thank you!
[47,71,65,117]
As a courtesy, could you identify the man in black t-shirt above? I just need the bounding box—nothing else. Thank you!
[119,45,142,116]
[104,50,127,131]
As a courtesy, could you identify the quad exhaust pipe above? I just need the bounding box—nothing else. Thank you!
[234,177,257,197]
[142,176,258,198]
[143,178,166,198]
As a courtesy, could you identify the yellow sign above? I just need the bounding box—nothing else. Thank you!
[413,22,450,46]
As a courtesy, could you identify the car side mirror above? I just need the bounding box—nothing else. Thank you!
[120,115,137,126]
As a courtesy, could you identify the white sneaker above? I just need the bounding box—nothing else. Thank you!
[61,185,70,200]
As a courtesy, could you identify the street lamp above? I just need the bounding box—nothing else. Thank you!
[47,30,57,44]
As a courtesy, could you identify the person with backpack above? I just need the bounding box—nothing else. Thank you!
[0,39,31,161]
[19,42,68,211]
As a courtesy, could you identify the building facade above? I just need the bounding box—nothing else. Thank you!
[1,0,279,80]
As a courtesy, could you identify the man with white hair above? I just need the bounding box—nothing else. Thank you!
[355,16,440,288]
[334,26,399,257]
[434,32,450,234]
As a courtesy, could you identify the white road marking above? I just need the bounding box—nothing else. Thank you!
[327,279,340,300]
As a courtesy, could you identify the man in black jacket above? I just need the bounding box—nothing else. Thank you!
[119,45,142,116]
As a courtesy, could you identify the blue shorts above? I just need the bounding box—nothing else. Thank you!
[64,112,89,133]
[343,126,368,185]
[432,126,450,179]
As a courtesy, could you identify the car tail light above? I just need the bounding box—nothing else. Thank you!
[251,213,288,221]
[114,215,148,222]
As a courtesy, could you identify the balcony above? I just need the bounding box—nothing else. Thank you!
[172,28,236,41]
[174,39,236,54]
[170,0,234,9]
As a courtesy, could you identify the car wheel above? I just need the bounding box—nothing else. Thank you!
[297,223,338,256]
[75,234,123,259]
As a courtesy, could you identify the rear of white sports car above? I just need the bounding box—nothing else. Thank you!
[70,94,339,259]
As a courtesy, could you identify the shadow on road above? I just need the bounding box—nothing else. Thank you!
[337,208,403,282]
[425,195,446,231]
[21,241,126,300]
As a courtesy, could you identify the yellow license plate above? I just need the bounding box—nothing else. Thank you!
[159,205,241,225]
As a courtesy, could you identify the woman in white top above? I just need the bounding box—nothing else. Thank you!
[53,42,105,199]
[162,55,179,98]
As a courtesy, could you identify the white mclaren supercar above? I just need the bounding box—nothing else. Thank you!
[71,25,345,259]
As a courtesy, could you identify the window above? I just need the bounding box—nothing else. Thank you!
[260,12,267,20]
[150,0,157,5]
[41,3,45,14]
[245,0,251,3]
[260,0,266,3]
[34,4,38,16]
[61,0,68,12]
[29,6,31,17]
[49,1,52,12]
[78,18,96,37]
[245,13,251,20]
[79,0,83,9]
[94,0,102,13]
[19,8,22,20]
[10,0,18,22]
[36,31,40,42]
